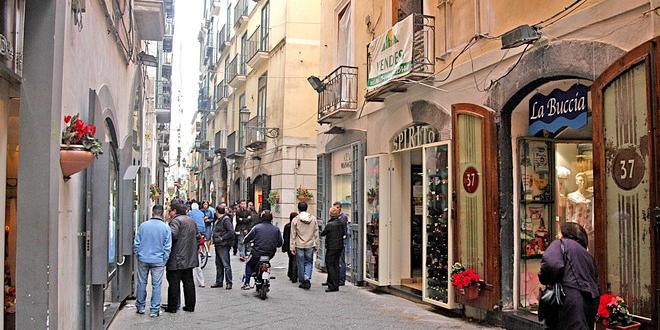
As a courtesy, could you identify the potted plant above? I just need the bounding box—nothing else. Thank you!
[4,285,15,314]
[295,186,313,202]
[149,183,162,202]
[60,114,103,181]
[597,293,641,329]
[451,262,482,300]
[367,188,378,204]
[267,190,280,206]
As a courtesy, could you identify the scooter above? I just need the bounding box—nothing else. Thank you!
[253,255,273,300]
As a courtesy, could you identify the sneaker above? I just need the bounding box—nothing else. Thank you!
[136,309,145,315]
[149,311,159,318]
[241,284,251,290]
[303,280,311,290]
[226,283,232,290]
[210,283,223,288]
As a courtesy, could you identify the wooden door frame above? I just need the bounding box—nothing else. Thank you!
[591,37,659,326]
[452,103,500,310]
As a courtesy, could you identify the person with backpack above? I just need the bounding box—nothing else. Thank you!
[211,206,235,290]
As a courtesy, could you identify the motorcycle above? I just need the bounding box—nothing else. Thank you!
[253,255,273,300]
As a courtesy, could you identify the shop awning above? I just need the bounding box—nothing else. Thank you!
[123,165,141,181]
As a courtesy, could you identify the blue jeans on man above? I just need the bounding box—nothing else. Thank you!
[296,247,314,283]
[136,262,165,314]
[214,245,232,286]
[237,232,247,258]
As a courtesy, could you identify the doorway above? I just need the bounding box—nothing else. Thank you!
[400,149,423,293]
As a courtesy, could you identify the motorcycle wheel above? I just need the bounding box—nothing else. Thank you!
[258,285,267,300]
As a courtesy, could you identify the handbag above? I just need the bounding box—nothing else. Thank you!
[539,239,567,306]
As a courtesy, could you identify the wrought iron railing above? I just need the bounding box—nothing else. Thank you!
[318,66,358,122]
[226,131,245,158]
[156,79,171,109]
[227,54,246,83]
[233,0,248,27]
[214,130,226,154]
[218,24,227,53]
[246,26,267,63]
[214,81,228,104]
[245,116,266,150]
[366,14,435,94]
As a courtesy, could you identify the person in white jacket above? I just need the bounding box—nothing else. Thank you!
[290,201,320,290]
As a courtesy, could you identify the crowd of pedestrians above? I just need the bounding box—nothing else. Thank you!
[132,198,351,318]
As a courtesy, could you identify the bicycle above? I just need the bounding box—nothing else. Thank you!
[198,236,209,269]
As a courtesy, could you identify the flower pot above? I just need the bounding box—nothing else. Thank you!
[462,285,480,300]
[60,145,95,181]
[297,195,309,202]
[612,321,641,330]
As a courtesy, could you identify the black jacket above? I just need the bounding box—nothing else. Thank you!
[244,221,283,258]
[212,215,235,246]
[235,208,250,234]
[321,217,346,250]
[166,215,200,271]
[282,222,292,253]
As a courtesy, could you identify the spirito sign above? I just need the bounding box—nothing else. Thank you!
[391,124,439,152]
[528,83,589,135]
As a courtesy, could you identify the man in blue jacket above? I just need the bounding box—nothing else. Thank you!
[241,210,282,289]
[134,204,172,317]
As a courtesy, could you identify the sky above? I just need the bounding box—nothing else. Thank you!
[170,0,203,177]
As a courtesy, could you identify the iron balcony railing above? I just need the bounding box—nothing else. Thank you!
[227,53,246,83]
[214,81,228,104]
[246,26,267,63]
[198,89,211,112]
[214,130,226,154]
[226,131,245,159]
[233,0,248,27]
[366,14,435,98]
[318,66,358,123]
[156,79,171,109]
[218,24,227,53]
[165,17,174,36]
[245,116,266,150]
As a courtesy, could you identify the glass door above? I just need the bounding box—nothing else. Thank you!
[592,38,659,326]
[422,142,455,308]
[363,154,391,285]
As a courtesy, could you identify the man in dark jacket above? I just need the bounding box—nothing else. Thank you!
[241,210,283,290]
[282,212,299,283]
[211,206,235,289]
[163,202,199,313]
[333,201,350,286]
[321,206,346,292]
[235,200,250,261]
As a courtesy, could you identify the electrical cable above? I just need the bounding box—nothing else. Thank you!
[532,0,585,27]
[539,0,587,29]
[420,35,478,84]
[282,112,316,130]
[468,47,510,92]
[484,44,530,91]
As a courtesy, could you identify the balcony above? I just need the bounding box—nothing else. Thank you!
[226,131,245,159]
[135,0,165,41]
[211,0,222,15]
[198,92,211,112]
[245,116,266,151]
[366,14,435,101]
[246,26,268,68]
[318,66,358,124]
[214,81,229,109]
[217,25,227,53]
[214,130,227,155]
[156,79,171,109]
[163,35,173,52]
[163,0,174,18]
[233,0,248,28]
[161,52,173,79]
[227,54,246,88]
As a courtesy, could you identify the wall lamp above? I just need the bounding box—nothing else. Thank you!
[138,51,159,67]
[307,76,325,93]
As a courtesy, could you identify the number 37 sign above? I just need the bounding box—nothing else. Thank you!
[611,147,645,190]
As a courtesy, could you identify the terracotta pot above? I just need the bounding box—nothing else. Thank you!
[297,195,309,202]
[463,285,480,300]
[60,145,95,181]
[612,321,641,330]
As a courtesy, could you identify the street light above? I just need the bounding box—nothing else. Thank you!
[307,75,324,93]
[137,51,159,67]
[239,106,251,124]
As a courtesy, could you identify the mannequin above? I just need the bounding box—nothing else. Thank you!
[566,172,594,249]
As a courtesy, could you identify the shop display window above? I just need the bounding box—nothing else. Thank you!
[423,144,450,304]
[365,157,380,281]
[517,138,593,311]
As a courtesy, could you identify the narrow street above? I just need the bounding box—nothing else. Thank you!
[110,252,496,330]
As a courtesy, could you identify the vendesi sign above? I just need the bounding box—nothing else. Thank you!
[391,124,439,152]
[528,83,589,135]
[367,15,413,90]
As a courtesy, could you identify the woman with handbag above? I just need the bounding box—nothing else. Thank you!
[538,222,599,329]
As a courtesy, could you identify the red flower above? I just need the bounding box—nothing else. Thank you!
[74,119,84,130]
[64,115,72,123]
[85,124,96,137]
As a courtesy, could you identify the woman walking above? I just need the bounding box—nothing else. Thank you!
[538,222,599,329]
[282,212,298,283]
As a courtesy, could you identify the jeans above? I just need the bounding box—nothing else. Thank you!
[237,233,246,258]
[193,266,205,287]
[135,262,165,313]
[243,254,260,286]
[325,248,341,290]
[166,268,195,312]
[214,245,232,285]
[296,248,314,282]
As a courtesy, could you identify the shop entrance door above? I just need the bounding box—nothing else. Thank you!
[592,37,659,327]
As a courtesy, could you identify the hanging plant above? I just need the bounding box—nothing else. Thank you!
[149,183,162,201]
[267,190,280,206]
[60,114,103,181]
[295,186,313,202]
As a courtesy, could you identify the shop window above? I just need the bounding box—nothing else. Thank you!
[364,156,381,282]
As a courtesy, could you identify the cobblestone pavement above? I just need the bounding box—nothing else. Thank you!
[110,251,499,330]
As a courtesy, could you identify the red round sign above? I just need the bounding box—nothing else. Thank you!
[462,167,480,194]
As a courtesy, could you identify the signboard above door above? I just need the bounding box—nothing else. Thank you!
[391,124,439,153]
[528,83,589,135]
